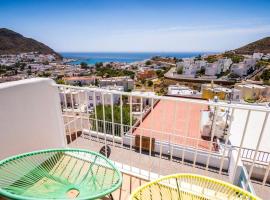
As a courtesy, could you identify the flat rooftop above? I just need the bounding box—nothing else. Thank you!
[132,100,212,150]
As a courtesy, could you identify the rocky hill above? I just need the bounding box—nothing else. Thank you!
[0,28,62,60]
[234,37,270,55]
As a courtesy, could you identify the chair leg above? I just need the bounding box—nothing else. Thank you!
[109,194,114,200]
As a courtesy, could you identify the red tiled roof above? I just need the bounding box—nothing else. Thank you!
[133,100,214,151]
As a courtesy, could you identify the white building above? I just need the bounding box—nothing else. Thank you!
[59,86,124,110]
[176,60,202,77]
[231,63,248,77]
[194,60,207,68]
[244,58,256,66]
[129,91,156,112]
[262,53,270,60]
[63,76,96,85]
[231,58,256,77]
[167,85,202,98]
[86,90,122,108]
[205,63,220,76]
[235,84,269,100]
[253,53,264,60]
[99,76,134,91]
[217,58,233,72]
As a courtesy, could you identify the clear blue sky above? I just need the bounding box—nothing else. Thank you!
[1,0,270,52]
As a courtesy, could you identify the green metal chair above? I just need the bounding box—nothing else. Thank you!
[130,173,261,200]
[0,148,122,200]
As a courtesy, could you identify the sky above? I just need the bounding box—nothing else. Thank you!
[0,0,270,52]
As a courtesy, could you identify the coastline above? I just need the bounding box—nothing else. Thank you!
[61,52,215,65]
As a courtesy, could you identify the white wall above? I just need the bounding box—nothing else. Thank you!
[0,78,66,159]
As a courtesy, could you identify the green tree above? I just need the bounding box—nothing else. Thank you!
[141,79,146,84]
[20,63,26,71]
[145,60,152,65]
[0,65,7,75]
[56,79,65,84]
[96,66,135,78]
[147,80,153,87]
[95,62,103,68]
[177,67,183,74]
[260,69,270,81]
[255,75,260,81]
[156,70,164,78]
[196,68,205,76]
[38,71,51,77]
[231,55,244,63]
[91,105,135,135]
[205,55,218,63]
[80,62,88,69]
[255,60,269,69]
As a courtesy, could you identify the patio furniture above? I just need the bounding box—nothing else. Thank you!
[0,148,122,200]
[99,145,111,158]
[130,173,260,200]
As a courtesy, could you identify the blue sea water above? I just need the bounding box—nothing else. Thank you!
[61,52,213,65]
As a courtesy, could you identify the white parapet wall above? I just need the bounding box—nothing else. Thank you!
[0,78,66,159]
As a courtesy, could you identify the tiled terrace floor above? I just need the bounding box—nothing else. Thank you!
[109,173,148,200]
[69,136,270,200]
[0,136,268,200]
[69,136,229,180]
[69,136,232,199]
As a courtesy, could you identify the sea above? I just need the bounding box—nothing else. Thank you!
[61,52,214,65]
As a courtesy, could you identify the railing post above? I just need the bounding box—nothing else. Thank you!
[231,110,251,183]
[246,112,269,187]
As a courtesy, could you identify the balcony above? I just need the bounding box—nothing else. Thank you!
[0,78,269,199]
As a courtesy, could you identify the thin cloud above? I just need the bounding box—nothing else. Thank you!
[111,21,270,37]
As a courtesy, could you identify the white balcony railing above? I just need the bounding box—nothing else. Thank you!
[57,84,270,195]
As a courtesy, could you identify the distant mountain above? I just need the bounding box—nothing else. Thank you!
[234,37,270,55]
[0,28,62,60]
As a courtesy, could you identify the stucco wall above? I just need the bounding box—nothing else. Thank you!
[0,78,66,159]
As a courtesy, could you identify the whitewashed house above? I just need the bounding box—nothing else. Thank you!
[99,76,134,91]
[231,58,256,77]
[231,63,248,77]
[205,63,220,76]
[262,53,270,60]
[244,58,256,66]
[217,58,232,72]
[167,85,202,98]
[253,53,264,60]
[176,60,202,77]
[194,60,207,68]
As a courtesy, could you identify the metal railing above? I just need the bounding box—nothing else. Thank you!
[57,84,270,194]
[241,147,270,164]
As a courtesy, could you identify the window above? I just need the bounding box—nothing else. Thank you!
[97,96,100,100]
[89,96,93,100]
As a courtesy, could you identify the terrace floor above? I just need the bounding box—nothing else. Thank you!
[69,136,270,200]
[0,173,146,200]
[69,136,232,199]
[0,136,268,200]
[109,173,148,200]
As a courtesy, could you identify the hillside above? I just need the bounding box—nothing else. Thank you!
[234,37,270,55]
[0,28,62,60]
